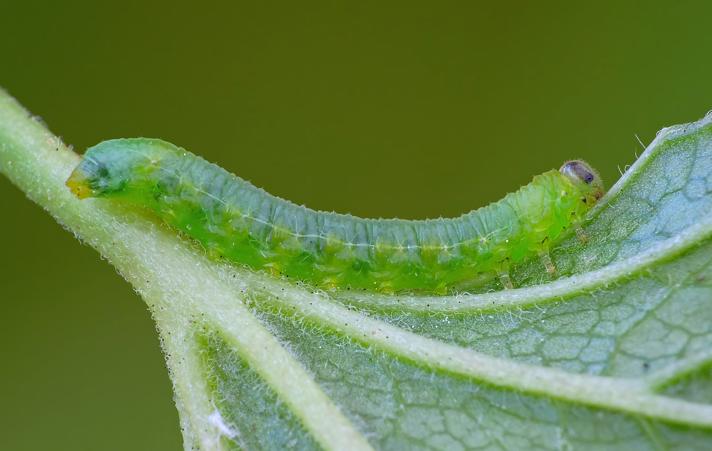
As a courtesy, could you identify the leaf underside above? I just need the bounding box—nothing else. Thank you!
[2,88,712,450]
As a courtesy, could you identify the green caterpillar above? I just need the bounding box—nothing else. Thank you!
[66,139,604,293]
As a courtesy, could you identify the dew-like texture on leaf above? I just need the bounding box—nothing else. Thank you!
[197,331,320,451]
[251,304,712,450]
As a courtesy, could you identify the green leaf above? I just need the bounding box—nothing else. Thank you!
[2,87,712,450]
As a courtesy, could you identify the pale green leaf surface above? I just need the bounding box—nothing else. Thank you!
[2,88,712,450]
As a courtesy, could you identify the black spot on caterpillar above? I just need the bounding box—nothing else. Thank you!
[66,139,604,293]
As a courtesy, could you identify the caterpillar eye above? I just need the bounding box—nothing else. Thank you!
[560,160,596,185]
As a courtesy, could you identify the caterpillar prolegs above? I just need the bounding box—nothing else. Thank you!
[66,139,604,294]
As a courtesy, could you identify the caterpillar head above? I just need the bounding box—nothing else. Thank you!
[560,160,605,203]
[66,139,165,199]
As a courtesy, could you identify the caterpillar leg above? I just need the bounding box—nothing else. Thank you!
[575,225,589,243]
[539,251,556,275]
[499,272,514,290]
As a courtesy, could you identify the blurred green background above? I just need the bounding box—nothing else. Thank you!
[2,1,712,449]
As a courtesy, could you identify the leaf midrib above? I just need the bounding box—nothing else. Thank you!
[234,270,712,429]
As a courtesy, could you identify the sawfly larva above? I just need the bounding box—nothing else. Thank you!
[66,139,604,293]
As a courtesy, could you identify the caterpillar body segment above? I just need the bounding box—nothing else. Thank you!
[66,139,604,293]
